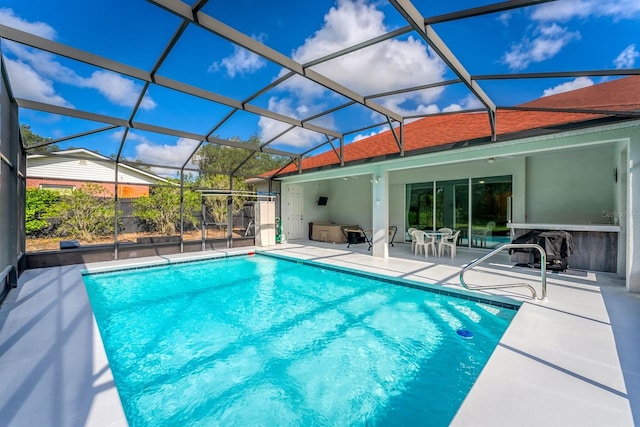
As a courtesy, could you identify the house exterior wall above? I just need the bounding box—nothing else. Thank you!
[277,120,638,285]
[389,182,405,238]
[26,177,150,197]
[27,156,162,185]
[388,157,526,236]
[627,131,640,292]
[326,178,372,227]
[301,180,331,225]
[525,146,614,224]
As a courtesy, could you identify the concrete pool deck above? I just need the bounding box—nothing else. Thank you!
[1,241,638,426]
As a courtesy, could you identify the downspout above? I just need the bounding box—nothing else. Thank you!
[179,169,184,253]
[201,192,206,251]
[114,161,119,260]
[227,174,233,249]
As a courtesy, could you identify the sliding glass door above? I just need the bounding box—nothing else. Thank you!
[435,179,468,231]
[470,175,512,248]
[405,175,511,248]
[406,182,434,230]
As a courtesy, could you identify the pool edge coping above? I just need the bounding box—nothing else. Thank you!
[80,248,521,311]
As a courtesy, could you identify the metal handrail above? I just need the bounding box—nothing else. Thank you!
[459,243,547,300]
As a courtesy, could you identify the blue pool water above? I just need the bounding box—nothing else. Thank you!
[83,254,517,426]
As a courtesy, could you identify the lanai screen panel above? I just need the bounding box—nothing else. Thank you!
[0,0,638,177]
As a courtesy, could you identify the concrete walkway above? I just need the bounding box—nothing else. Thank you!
[1,242,638,426]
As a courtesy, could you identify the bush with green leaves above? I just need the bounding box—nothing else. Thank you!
[54,183,118,241]
[132,182,200,235]
[25,188,60,236]
[198,175,247,226]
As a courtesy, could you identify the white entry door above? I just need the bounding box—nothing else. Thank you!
[286,185,304,239]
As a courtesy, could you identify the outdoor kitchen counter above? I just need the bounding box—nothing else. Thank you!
[507,223,621,273]
[508,223,621,232]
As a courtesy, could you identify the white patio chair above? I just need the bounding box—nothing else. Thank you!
[438,229,461,258]
[408,227,417,251]
[437,227,453,236]
[471,221,495,247]
[412,230,436,257]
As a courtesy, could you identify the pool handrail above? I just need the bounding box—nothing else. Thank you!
[459,243,547,300]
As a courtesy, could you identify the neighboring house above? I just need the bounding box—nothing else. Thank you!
[257,76,640,292]
[27,149,169,197]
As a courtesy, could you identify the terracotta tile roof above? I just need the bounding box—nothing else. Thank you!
[519,75,640,111]
[265,76,640,177]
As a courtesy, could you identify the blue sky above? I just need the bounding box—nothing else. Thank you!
[1,0,639,174]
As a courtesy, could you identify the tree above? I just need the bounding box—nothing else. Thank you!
[54,184,118,241]
[193,134,289,185]
[132,181,200,235]
[197,175,249,226]
[25,188,60,236]
[192,135,287,226]
[21,124,59,153]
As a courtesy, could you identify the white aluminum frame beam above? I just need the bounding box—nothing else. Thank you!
[23,125,119,151]
[16,98,297,159]
[499,106,640,117]
[388,0,497,139]
[148,0,403,123]
[473,69,640,80]
[0,24,341,141]
[424,0,558,25]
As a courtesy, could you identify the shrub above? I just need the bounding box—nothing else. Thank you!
[132,184,199,235]
[54,183,118,241]
[25,188,60,236]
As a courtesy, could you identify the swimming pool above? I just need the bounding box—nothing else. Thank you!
[83,254,517,426]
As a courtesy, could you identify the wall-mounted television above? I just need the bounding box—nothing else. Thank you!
[317,196,328,206]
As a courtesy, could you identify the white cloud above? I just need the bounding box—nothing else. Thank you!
[110,130,195,177]
[209,44,267,77]
[312,36,445,102]
[292,0,387,62]
[502,23,580,70]
[378,95,440,117]
[259,0,449,145]
[376,92,482,118]
[4,41,78,84]
[0,10,155,110]
[258,97,328,148]
[9,45,155,110]
[287,0,446,101]
[497,11,512,26]
[0,8,56,39]
[542,77,594,97]
[532,0,640,22]
[4,58,72,107]
[501,0,640,72]
[133,136,200,176]
[441,104,462,113]
[81,70,156,109]
[442,94,483,112]
[352,126,389,142]
[613,44,639,69]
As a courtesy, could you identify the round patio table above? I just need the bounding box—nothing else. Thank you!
[424,231,453,257]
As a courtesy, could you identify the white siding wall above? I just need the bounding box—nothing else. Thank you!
[27,157,161,185]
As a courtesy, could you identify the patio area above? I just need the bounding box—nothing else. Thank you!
[0,240,638,426]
